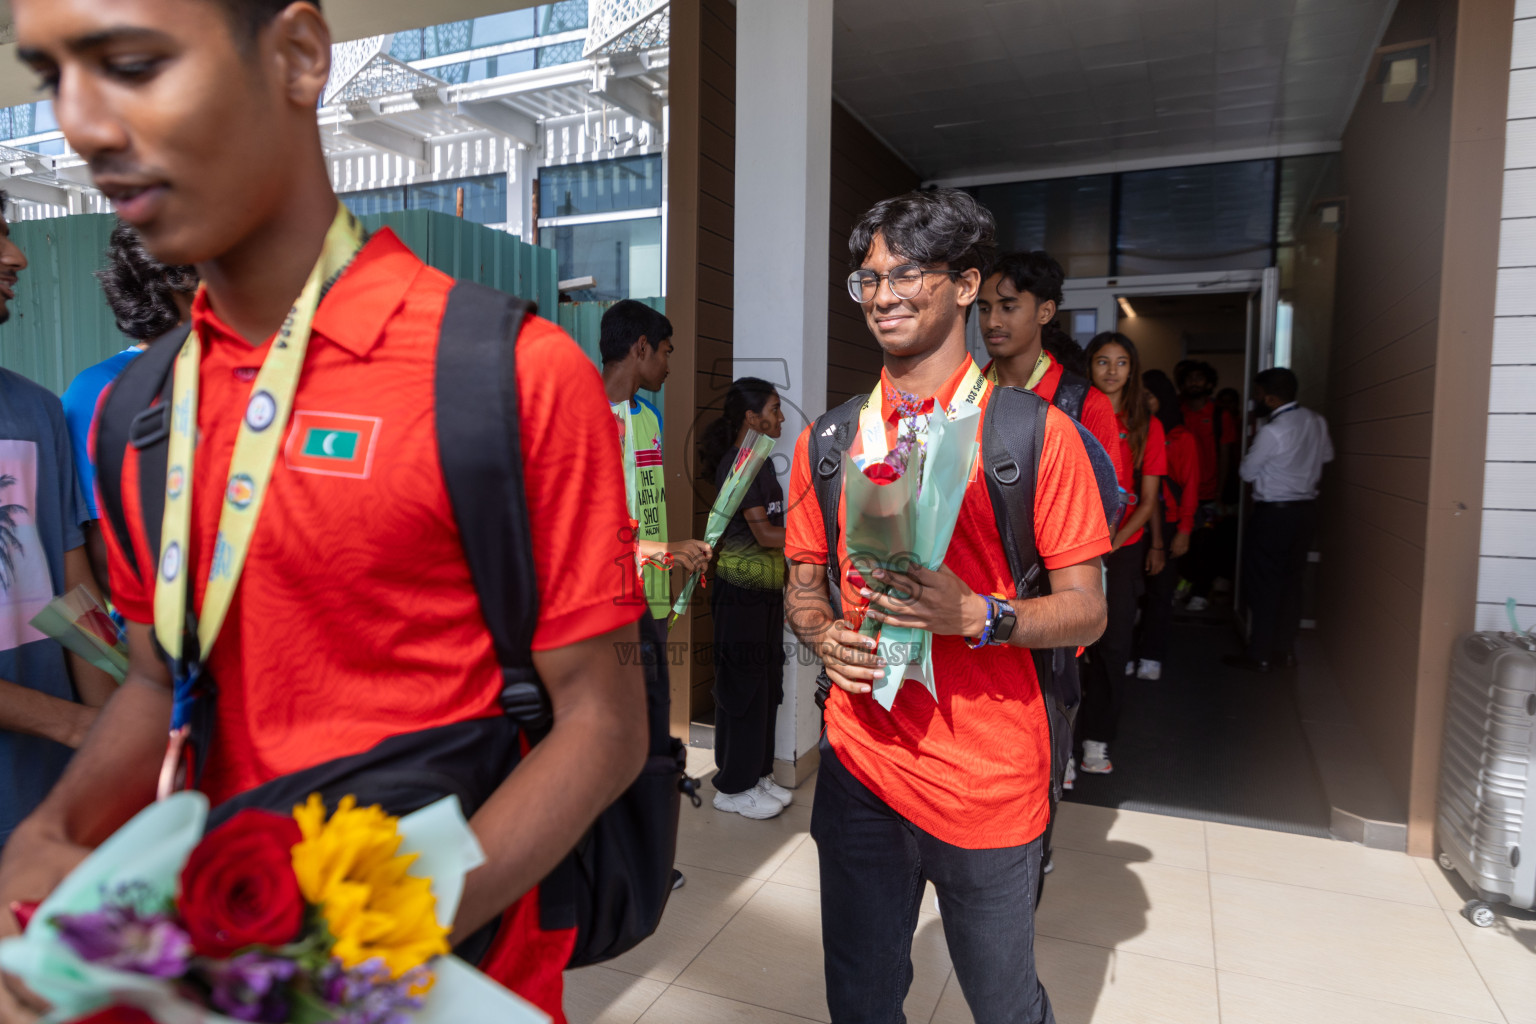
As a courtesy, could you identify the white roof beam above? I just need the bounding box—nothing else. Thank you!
[454,101,538,147]
[589,68,660,127]
[340,120,428,169]
[2,177,71,208]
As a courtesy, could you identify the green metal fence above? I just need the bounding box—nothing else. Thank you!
[556,297,666,409]
[0,210,560,395]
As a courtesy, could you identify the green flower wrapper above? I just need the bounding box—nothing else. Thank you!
[667,430,778,629]
[843,403,980,710]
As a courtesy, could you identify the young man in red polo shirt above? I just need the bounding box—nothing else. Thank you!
[0,3,646,1022]
[976,250,1132,492]
[785,190,1109,1023]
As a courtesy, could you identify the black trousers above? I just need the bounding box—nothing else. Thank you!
[1243,500,1316,663]
[1080,539,1145,744]
[1183,502,1220,599]
[812,738,1055,1024]
[711,578,784,794]
[1137,538,1179,663]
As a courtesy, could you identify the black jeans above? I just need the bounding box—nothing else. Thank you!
[1244,500,1316,662]
[711,578,785,794]
[1080,539,1145,744]
[811,738,1055,1024]
[1137,539,1179,663]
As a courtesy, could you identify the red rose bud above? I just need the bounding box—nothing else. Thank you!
[9,900,38,932]
[67,1008,158,1024]
[178,810,305,959]
[861,462,901,485]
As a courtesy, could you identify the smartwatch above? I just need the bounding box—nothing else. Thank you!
[990,598,1017,646]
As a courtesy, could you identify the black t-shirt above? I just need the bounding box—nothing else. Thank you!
[714,446,785,590]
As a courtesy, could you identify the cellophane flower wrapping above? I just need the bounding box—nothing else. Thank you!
[667,429,778,629]
[29,585,130,682]
[842,403,980,710]
[0,794,549,1024]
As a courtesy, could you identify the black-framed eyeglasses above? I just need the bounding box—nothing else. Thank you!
[846,265,960,303]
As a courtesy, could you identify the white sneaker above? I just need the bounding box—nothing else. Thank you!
[1081,740,1113,774]
[1137,659,1162,681]
[1064,756,1077,790]
[1186,596,1210,612]
[713,787,784,820]
[757,775,793,807]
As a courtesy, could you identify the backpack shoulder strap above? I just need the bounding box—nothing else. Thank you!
[1068,417,1126,533]
[1052,370,1090,423]
[981,386,1050,602]
[434,282,545,730]
[805,396,864,620]
[94,324,189,586]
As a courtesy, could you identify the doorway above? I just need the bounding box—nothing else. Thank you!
[1054,272,1334,837]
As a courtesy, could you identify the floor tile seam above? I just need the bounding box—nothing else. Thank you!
[674,831,810,880]
[624,978,669,1024]
[1204,865,1450,911]
[1029,926,1218,970]
[1052,843,1215,878]
[924,970,955,1024]
[599,873,771,986]
[667,873,777,986]
[1433,907,1516,1024]
[1211,962,1510,1024]
[663,977,830,1024]
[1203,821,1224,1024]
[1047,837,1208,872]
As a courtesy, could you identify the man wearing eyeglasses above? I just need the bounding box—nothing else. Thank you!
[784,190,1110,1023]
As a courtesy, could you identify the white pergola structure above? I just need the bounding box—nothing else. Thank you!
[0,1,671,236]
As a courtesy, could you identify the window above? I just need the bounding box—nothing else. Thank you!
[339,175,508,226]
[538,0,588,35]
[0,103,37,142]
[540,218,663,301]
[538,41,585,68]
[1117,160,1276,276]
[387,5,584,66]
[433,51,535,85]
[970,176,1113,278]
[408,174,508,225]
[539,155,663,218]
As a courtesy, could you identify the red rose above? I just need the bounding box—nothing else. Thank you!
[178,810,305,959]
[861,462,901,485]
[68,1008,158,1024]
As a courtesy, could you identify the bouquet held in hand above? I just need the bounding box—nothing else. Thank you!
[0,793,546,1024]
[843,374,981,710]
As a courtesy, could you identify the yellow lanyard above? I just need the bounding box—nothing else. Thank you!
[154,204,366,676]
[857,357,989,465]
[983,350,1051,391]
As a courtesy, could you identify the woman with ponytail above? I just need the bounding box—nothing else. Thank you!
[1136,369,1201,682]
[1075,333,1163,778]
[697,377,793,819]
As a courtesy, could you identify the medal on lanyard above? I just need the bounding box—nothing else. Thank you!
[153,204,367,799]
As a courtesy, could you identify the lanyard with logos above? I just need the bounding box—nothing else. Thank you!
[153,203,367,799]
[857,357,989,466]
[982,350,1050,391]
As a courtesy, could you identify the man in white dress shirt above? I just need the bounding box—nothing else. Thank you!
[1225,367,1334,673]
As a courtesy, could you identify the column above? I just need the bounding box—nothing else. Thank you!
[733,0,833,786]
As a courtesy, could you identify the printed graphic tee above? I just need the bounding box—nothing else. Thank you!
[0,368,87,844]
[613,395,670,619]
[714,446,785,591]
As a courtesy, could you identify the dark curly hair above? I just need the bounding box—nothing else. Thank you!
[214,0,323,41]
[849,189,997,276]
[96,223,199,342]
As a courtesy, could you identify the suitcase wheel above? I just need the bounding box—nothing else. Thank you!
[1437,851,1455,872]
[1463,900,1497,928]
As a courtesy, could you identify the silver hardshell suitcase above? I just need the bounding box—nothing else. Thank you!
[1436,631,1536,926]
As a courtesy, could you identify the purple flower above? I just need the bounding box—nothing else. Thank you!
[203,952,298,1023]
[319,959,427,1024]
[54,905,192,979]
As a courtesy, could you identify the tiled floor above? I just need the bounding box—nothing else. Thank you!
[563,748,1536,1024]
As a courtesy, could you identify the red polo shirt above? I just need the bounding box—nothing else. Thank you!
[101,228,639,1020]
[785,357,1111,849]
[1162,425,1201,534]
[1182,400,1237,502]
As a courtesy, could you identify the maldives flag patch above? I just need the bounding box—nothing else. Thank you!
[284,411,381,479]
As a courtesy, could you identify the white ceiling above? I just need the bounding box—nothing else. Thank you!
[831,0,1397,182]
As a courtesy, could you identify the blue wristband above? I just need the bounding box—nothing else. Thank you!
[967,594,996,650]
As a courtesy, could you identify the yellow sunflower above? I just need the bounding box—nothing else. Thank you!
[290,794,451,978]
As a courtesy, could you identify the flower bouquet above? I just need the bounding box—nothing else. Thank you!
[844,401,980,710]
[0,793,547,1024]
[30,585,130,683]
[667,429,777,629]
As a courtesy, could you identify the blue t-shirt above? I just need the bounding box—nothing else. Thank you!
[62,347,141,520]
[0,368,87,845]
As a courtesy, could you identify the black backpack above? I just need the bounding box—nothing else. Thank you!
[94,281,693,970]
[805,383,1120,814]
